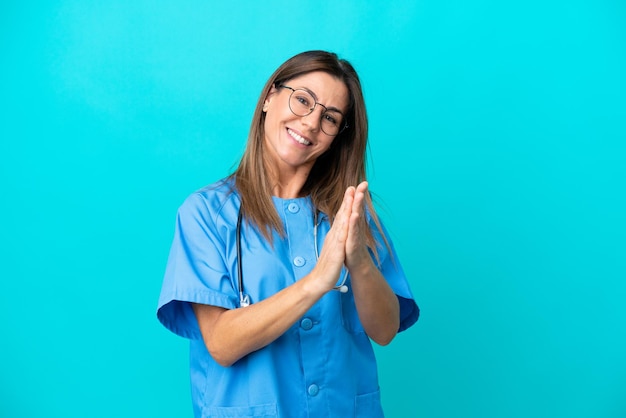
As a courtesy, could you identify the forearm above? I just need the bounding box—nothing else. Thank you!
[193,271,329,367]
[350,259,400,345]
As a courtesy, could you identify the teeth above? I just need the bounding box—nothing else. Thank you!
[288,129,311,145]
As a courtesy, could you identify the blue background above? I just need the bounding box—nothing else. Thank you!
[1,1,625,417]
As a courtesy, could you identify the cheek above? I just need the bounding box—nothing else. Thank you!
[264,107,286,132]
[263,111,278,136]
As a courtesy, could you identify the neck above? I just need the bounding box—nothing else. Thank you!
[271,174,308,198]
[266,159,313,199]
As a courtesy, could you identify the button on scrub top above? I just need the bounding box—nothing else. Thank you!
[157,178,419,418]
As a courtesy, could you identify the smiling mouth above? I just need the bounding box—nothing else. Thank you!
[287,128,311,146]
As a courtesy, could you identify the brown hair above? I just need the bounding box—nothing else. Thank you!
[233,50,386,256]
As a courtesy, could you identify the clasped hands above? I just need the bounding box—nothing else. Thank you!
[313,181,373,292]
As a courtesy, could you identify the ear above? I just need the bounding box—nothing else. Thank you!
[263,85,279,112]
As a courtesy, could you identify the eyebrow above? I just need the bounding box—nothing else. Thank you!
[299,87,346,116]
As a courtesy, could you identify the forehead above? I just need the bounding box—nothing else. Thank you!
[286,72,349,112]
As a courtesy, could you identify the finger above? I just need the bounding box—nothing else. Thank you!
[337,186,355,223]
[348,182,369,247]
[327,187,353,245]
[352,182,368,216]
[339,190,355,239]
[348,212,362,240]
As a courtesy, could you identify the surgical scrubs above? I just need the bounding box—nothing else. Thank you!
[157,178,419,418]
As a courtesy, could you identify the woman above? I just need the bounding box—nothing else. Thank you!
[157,50,419,418]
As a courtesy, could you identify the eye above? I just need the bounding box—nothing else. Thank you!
[294,93,311,108]
[323,113,340,126]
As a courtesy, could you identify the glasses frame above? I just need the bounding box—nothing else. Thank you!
[279,85,349,136]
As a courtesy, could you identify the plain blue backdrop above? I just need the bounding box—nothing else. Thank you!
[1,1,625,417]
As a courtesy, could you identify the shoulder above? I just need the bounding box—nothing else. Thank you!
[179,177,239,216]
[180,177,239,213]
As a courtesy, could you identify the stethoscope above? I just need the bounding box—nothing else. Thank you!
[236,208,349,307]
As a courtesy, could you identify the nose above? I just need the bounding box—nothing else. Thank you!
[300,106,323,132]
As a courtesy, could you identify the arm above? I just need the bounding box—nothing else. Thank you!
[345,182,400,346]
[193,188,355,367]
[192,277,323,367]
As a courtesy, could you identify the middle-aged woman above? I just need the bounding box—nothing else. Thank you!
[157,50,419,417]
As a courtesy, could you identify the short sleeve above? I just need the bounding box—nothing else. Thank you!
[157,193,239,340]
[374,220,420,333]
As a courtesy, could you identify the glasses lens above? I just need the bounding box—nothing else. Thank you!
[288,89,315,117]
[320,111,343,136]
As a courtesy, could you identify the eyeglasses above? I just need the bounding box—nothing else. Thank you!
[279,85,348,136]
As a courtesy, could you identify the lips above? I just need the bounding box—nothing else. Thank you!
[287,128,311,146]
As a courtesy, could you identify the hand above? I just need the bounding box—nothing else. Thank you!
[311,186,354,292]
[345,181,372,271]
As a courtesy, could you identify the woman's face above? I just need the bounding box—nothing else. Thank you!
[262,71,349,174]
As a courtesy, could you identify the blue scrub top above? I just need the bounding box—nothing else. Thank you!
[157,178,419,418]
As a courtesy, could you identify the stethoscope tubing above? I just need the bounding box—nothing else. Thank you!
[236,210,250,307]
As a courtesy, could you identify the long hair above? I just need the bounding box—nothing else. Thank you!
[233,50,386,257]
